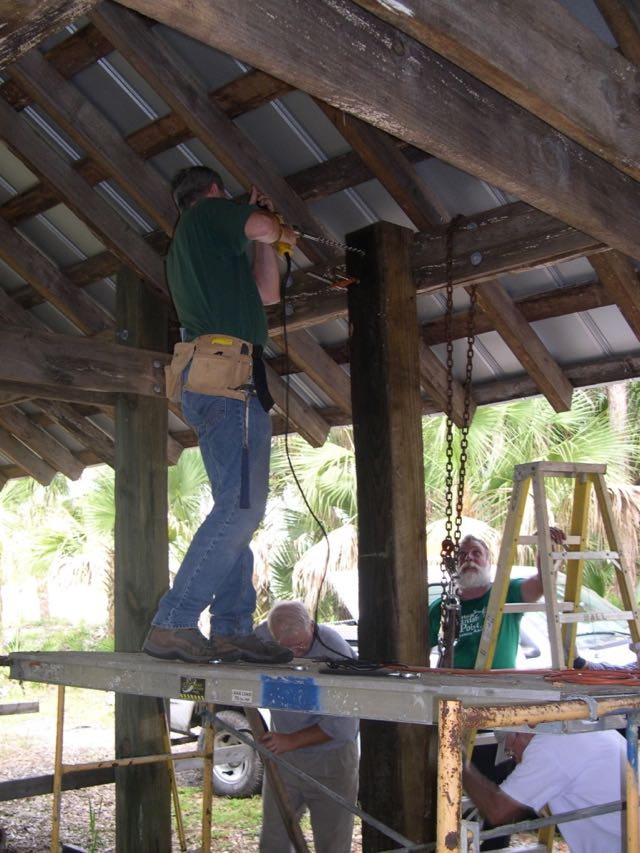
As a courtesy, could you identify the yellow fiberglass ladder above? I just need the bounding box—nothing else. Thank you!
[475,460,640,672]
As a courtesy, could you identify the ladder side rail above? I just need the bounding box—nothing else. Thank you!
[562,474,592,664]
[531,470,564,669]
[592,474,640,648]
[474,474,530,670]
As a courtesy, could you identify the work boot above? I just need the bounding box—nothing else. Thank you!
[143,626,242,663]
[217,633,293,664]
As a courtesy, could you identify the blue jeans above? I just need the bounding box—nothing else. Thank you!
[154,391,271,635]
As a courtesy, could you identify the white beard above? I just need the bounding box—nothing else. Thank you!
[457,559,491,591]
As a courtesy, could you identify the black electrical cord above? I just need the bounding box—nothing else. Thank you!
[278,252,353,662]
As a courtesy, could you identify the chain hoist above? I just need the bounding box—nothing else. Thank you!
[438,217,477,668]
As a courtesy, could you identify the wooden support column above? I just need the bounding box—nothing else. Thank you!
[347,222,433,851]
[114,267,171,852]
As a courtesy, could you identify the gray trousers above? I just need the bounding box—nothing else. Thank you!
[259,740,359,853]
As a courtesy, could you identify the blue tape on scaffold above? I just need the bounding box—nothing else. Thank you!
[260,674,320,712]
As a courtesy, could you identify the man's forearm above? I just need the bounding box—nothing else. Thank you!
[462,763,527,827]
[253,241,280,305]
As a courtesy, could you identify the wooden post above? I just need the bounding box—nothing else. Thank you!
[347,222,434,851]
[114,267,171,852]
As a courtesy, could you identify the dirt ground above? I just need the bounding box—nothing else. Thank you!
[0,710,566,852]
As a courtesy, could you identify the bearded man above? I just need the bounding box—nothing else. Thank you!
[428,529,564,669]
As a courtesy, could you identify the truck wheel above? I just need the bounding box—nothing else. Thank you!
[198,709,264,798]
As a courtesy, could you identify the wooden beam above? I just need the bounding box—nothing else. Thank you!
[0,424,56,485]
[90,1,335,265]
[354,0,640,181]
[410,202,605,294]
[417,339,473,428]
[0,326,168,398]
[588,252,640,341]
[113,267,171,851]
[594,0,640,66]
[347,220,429,846]
[0,0,101,69]
[0,97,168,300]
[0,215,112,335]
[9,49,177,235]
[265,363,330,447]
[473,279,574,412]
[35,399,116,466]
[0,406,84,480]
[317,102,448,227]
[273,329,352,417]
[116,0,640,258]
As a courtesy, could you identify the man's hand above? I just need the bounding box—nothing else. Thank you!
[260,731,299,755]
[250,185,275,212]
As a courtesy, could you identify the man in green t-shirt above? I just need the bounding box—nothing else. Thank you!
[144,166,298,665]
[428,532,566,669]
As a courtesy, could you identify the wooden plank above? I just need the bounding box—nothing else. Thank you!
[0,424,56,485]
[35,399,116,467]
[417,339,473,428]
[0,326,168,398]
[9,49,177,235]
[0,767,114,802]
[0,215,112,335]
[473,278,574,412]
[89,2,335,266]
[0,406,84,480]
[0,701,38,716]
[117,0,640,258]
[0,97,168,300]
[588,251,640,341]
[113,265,170,852]
[0,0,101,69]
[273,329,352,417]
[317,102,448,227]
[265,363,330,447]
[421,279,612,347]
[595,0,640,65]
[354,0,640,181]
[347,221,430,847]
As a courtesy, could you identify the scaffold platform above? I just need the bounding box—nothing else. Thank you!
[5,651,640,726]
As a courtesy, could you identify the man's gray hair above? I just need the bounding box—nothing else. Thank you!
[171,166,224,212]
[459,534,492,561]
[267,600,311,635]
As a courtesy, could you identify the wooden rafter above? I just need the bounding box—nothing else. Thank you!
[473,279,573,412]
[0,0,102,69]
[273,329,352,418]
[594,0,640,65]
[9,49,176,235]
[0,97,168,300]
[354,0,640,181]
[89,1,335,266]
[0,215,113,335]
[116,0,640,258]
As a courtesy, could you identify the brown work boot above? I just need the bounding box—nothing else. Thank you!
[217,633,293,664]
[143,626,241,663]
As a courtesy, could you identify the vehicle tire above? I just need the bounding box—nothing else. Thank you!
[198,708,264,798]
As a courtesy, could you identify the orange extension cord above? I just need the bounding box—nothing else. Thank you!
[379,662,640,686]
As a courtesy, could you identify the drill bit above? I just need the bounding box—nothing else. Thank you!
[294,229,365,257]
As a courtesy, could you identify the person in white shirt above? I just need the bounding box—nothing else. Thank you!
[463,728,626,853]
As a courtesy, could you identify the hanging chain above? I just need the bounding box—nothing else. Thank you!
[438,216,475,667]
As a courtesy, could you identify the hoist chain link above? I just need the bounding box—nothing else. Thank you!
[438,216,475,668]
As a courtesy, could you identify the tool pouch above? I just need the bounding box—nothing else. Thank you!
[168,334,254,402]
[164,342,195,403]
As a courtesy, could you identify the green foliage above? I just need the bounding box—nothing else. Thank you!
[4,620,113,653]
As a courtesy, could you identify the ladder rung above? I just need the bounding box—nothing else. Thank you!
[559,611,635,624]
[517,535,582,546]
[514,461,607,477]
[503,602,574,613]
[549,550,619,561]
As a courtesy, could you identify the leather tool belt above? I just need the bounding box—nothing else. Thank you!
[165,334,253,403]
